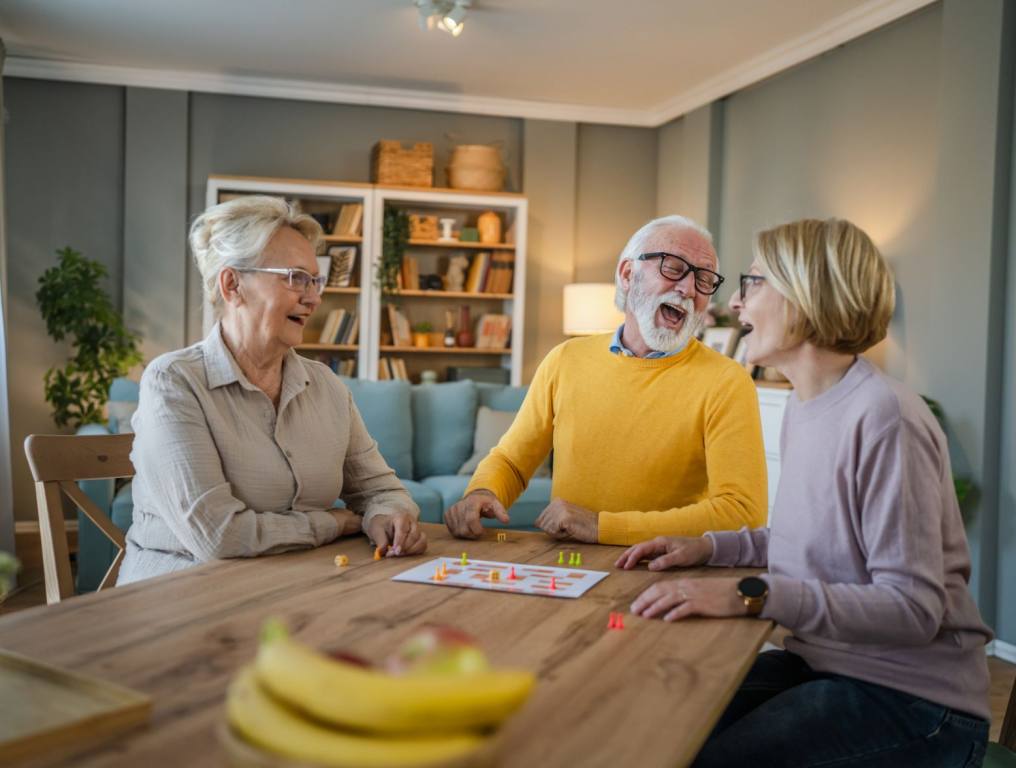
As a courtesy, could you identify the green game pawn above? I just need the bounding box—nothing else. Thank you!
[461,552,468,566]
[568,552,576,566]
[575,553,582,567]
[557,551,565,565]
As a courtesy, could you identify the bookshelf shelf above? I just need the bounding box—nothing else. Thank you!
[323,287,361,295]
[407,239,514,251]
[380,346,509,355]
[297,344,359,352]
[323,235,363,244]
[393,290,513,300]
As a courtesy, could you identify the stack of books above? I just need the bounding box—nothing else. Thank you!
[378,358,410,381]
[463,252,514,294]
[317,309,359,345]
[329,358,356,377]
[385,305,413,347]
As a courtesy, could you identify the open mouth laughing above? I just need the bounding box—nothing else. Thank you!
[658,302,687,330]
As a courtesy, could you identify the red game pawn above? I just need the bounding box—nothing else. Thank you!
[508,567,517,580]
[549,576,557,590]
[616,613,625,630]
[607,613,617,629]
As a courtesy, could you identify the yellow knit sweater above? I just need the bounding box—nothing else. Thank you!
[465,335,767,545]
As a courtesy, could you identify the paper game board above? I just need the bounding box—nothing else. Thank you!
[392,557,608,599]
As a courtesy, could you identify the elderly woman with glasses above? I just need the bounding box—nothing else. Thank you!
[117,196,425,584]
[617,218,991,766]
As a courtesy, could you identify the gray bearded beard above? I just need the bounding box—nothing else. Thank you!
[627,270,706,353]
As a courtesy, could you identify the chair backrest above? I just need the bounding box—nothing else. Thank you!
[23,434,135,604]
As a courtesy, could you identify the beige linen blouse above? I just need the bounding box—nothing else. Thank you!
[117,324,417,584]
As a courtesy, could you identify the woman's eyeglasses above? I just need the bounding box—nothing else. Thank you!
[637,252,724,295]
[235,267,327,295]
[738,274,766,302]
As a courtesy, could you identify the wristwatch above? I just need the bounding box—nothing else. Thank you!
[737,577,769,616]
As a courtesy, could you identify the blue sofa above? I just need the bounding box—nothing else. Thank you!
[76,377,551,592]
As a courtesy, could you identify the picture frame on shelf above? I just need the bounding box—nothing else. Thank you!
[732,334,755,377]
[701,327,738,357]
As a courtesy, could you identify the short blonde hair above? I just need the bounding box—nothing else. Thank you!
[753,219,895,354]
[189,195,322,317]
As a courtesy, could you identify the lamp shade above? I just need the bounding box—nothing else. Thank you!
[563,283,625,335]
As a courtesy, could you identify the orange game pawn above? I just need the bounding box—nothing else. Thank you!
[373,547,382,561]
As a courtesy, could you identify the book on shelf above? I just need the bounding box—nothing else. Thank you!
[332,203,363,236]
[343,313,360,345]
[464,252,490,293]
[391,357,409,381]
[378,358,392,380]
[327,357,357,377]
[385,304,413,347]
[317,309,345,344]
[484,252,515,294]
[476,313,512,349]
[327,246,357,287]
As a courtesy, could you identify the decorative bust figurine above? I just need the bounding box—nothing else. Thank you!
[444,254,469,292]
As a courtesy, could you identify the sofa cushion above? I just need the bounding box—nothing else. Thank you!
[421,475,553,530]
[458,406,551,478]
[399,480,444,524]
[341,377,414,479]
[411,380,478,479]
[476,382,527,411]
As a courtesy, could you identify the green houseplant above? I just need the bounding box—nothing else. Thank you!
[377,208,409,296]
[35,247,143,429]
[0,552,20,603]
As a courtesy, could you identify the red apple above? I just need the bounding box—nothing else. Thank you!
[385,625,490,676]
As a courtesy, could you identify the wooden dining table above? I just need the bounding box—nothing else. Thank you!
[1,524,773,768]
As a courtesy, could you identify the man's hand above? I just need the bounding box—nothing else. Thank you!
[534,498,598,543]
[630,576,747,622]
[445,490,509,539]
[614,535,714,571]
[365,512,427,557]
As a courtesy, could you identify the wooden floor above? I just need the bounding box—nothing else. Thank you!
[3,568,1014,742]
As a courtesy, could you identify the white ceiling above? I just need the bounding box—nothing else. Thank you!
[0,0,935,126]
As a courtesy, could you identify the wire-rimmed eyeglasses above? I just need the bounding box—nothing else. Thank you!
[235,267,327,296]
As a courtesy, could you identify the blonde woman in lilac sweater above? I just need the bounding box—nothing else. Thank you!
[616,219,992,767]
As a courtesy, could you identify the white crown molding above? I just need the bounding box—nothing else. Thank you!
[3,56,656,127]
[4,0,936,128]
[647,0,937,125]
[990,639,1016,666]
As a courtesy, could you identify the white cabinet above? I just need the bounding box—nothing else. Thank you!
[756,384,792,520]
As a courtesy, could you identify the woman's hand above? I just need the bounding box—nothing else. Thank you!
[631,576,747,621]
[330,509,363,537]
[614,535,714,571]
[365,512,427,557]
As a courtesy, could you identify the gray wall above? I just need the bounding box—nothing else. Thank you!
[0,42,13,557]
[4,78,124,525]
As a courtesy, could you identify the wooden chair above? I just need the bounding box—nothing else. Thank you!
[987,674,1016,766]
[23,434,135,604]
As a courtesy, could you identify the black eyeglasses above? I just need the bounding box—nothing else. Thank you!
[637,252,724,295]
[738,274,766,302]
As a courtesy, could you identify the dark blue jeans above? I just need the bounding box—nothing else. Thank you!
[693,650,988,768]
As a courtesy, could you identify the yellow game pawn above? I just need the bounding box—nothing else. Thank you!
[488,570,500,582]
[441,562,448,578]
[334,554,349,567]
[434,566,443,581]
[461,552,468,566]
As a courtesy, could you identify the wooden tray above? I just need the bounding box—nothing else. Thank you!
[0,649,151,763]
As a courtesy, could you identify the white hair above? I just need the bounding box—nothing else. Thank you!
[613,215,716,311]
[189,195,322,318]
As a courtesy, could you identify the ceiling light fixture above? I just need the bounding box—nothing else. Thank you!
[415,0,472,37]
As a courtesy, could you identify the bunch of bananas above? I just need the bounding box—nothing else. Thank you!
[225,620,535,767]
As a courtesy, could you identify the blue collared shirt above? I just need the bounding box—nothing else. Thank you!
[608,324,685,358]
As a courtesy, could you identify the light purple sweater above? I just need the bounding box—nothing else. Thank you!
[706,358,992,720]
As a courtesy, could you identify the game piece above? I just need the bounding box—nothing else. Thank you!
[557,551,565,565]
[575,553,582,566]
[496,531,507,543]
[508,566,517,580]
[488,570,500,582]
[568,552,576,566]
[607,613,617,629]
[434,566,443,581]
[334,555,349,567]
[373,547,382,561]
[549,577,557,590]
[616,613,625,630]
[441,562,448,578]
[461,552,468,565]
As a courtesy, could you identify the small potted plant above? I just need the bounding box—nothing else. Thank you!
[412,321,433,348]
[0,552,20,605]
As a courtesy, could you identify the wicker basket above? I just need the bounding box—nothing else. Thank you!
[446,144,505,192]
[372,141,434,187]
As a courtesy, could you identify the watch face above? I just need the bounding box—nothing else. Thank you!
[738,577,767,599]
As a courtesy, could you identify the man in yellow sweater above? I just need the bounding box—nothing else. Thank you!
[445,215,767,546]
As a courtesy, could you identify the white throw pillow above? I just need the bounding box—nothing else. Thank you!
[458,406,551,477]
